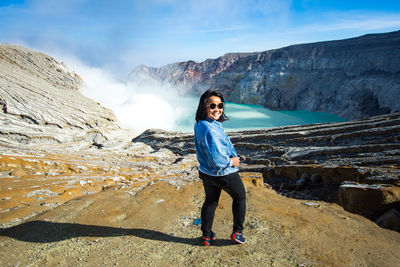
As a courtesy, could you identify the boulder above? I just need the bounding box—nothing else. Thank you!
[338,182,400,218]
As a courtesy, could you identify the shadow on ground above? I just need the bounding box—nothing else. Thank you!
[0,220,235,247]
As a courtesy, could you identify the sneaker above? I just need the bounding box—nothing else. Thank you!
[202,236,211,246]
[230,232,245,244]
[210,231,216,241]
[202,231,216,246]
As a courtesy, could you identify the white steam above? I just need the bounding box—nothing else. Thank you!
[63,56,187,137]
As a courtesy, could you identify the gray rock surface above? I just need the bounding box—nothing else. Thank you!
[0,44,127,147]
[130,30,400,120]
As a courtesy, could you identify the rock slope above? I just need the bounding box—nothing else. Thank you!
[0,44,124,147]
[131,30,400,120]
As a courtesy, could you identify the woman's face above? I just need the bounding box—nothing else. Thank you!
[206,96,224,121]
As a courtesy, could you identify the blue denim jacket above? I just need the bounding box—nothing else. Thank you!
[194,118,238,176]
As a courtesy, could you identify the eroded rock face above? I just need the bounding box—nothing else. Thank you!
[0,44,122,146]
[130,31,400,120]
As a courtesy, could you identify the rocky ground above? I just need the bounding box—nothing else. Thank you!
[0,138,400,266]
[1,173,400,266]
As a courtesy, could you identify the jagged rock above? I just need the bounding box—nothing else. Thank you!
[130,30,400,120]
[132,129,195,155]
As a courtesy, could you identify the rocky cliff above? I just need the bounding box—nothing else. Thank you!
[0,44,125,148]
[130,30,400,120]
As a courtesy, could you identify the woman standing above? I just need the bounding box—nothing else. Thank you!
[194,90,246,246]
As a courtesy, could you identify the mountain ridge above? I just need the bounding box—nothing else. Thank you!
[130,30,400,120]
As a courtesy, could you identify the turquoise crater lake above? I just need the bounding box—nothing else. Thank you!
[173,97,347,132]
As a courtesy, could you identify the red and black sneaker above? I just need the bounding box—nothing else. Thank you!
[230,232,245,244]
[202,236,211,246]
[202,231,216,246]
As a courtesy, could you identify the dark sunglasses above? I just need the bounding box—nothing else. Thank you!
[209,103,224,110]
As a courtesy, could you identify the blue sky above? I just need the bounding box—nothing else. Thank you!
[1,0,400,75]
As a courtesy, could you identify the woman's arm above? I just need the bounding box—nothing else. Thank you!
[203,131,234,170]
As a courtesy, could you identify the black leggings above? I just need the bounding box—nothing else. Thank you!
[199,171,246,237]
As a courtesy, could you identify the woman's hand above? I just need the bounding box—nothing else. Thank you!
[231,157,240,167]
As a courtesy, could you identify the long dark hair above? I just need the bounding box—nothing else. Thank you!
[195,90,228,123]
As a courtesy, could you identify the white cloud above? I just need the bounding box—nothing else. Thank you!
[3,0,400,75]
[291,12,400,33]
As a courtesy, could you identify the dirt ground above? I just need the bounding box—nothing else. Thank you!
[1,174,399,267]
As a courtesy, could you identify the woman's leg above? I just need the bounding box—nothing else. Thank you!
[201,183,222,237]
[222,172,246,233]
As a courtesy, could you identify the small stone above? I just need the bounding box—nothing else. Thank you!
[302,202,320,208]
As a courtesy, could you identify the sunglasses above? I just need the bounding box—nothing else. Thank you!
[209,103,224,110]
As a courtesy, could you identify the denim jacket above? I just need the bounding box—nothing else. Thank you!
[194,118,238,176]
